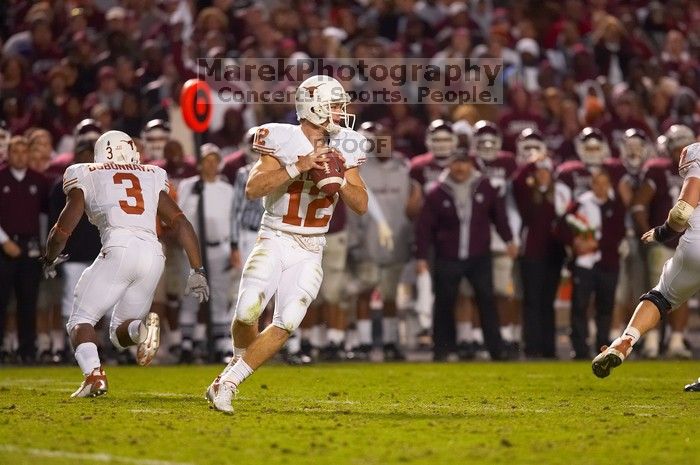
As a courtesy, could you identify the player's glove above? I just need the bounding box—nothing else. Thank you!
[40,254,69,279]
[377,221,394,252]
[186,268,210,303]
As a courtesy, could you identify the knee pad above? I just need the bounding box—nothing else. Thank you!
[639,290,672,315]
[65,307,100,335]
[272,300,308,333]
[234,288,267,325]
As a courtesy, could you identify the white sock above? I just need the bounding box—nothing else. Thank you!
[500,325,513,342]
[456,322,473,343]
[512,324,521,342]
[128,320,146,344]
[310,325,326,348]
[473,328,484,345]
[194,323,206,342]
[382,317,399,344]
[286,332,301,353]
[169,329,182,347]
[74,342,101,375]
[37,333,51,352]
[221,358,254,387]
[621,326,641,346]
[669,331,685,347]
[357,319,372,345]
[51,330,65,352]
[327,328,345,345]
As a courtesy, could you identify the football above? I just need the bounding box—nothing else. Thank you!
[309,149,346,195]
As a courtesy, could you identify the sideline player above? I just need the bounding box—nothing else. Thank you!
[592,142,700,385]
[206,75,368,413]
[42,130,209,398]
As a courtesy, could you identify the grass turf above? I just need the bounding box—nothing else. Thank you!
[0,361,699,465]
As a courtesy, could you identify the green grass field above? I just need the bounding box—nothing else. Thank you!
[1,361,699,465]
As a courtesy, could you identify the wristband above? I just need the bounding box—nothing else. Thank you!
[285,163,300,179]
[653,221,680,243]
[192,266,206,275]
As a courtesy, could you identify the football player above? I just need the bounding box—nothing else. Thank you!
[593,141,700,380]
[42,130,209,397]
[141,119,171,161]
[206,75,368,413]
[629,124,696,359]
[409,120,458,193]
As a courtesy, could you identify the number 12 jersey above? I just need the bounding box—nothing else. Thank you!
[62,162,169,247]
[252,123,367,235]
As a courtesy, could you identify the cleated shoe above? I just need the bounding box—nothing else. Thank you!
[137,313,160,366]
[71,367,108,398]
[206,357,238,403]
[684,378,700,392]
[592,337,633,379]
[210,381,237,414]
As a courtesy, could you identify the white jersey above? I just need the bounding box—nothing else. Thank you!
[62,162,169,246]
[252,123,367,235]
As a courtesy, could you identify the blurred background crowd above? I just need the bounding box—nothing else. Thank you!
[1,0,700,365]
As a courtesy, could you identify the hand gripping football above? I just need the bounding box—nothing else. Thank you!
[309,149,346,195]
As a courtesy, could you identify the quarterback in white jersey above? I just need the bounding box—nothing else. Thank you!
[592,142,700,390]
[43,130,209,398]
[207,75,369,413]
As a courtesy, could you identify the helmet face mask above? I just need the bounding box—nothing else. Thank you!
[472,120,502,161]
[295,75,355,134]
[141,120,171,160]
[516,140,547,165]
[575,128,610,167]
[94,130,140,164]
[619,132,652,173]
[427,129,458,159]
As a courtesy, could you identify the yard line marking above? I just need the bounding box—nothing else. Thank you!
[0,445,195,465]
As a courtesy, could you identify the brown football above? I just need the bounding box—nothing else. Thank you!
[309,150,346,195]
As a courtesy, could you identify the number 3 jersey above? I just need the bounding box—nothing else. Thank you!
[62,162,169,246]
[252,123,367,235]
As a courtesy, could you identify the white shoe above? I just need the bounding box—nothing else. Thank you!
[641,330,659,359]
[71,367,108,398]
[667,341,692,359]
[205,357,238,407]
[137,313,160,366]
[210,381,237,414]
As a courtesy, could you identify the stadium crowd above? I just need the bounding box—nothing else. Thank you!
[1,0,700,365]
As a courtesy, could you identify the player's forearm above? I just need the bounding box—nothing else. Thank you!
[173,216,203,269]
[45,225,68,262]
[245,167,292,200]
[340,182,368,215]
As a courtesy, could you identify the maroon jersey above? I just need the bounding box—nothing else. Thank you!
[474,151,517,195]
[409,152,447,193]
[640,157,683,229]
[497,111,545,152]
[554,159,626,215]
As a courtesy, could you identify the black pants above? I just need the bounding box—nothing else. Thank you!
[433,256,504,360]
[0,249,42,359]
[520,256,563,358]
[570,265,619,359]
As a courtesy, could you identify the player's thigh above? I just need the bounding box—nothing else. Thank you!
[378,263,404,301]
[273,251,324,332]
[654,241,700,310]
[61,262,88,319]
[68,248,131,331]
[234,236,282,324]
[111,245,165,329]
[319,231,348,304]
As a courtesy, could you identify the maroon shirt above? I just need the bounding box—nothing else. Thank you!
[641,157,683,230]
[0,167,49,238]
[409,152,446,193]
[512,163,561,260]
[221,150,247,185]
[497,111,545,153]
[475,151,517,195]
[555,158,626,201]
[328,199,346,233]
[415,174,512,261]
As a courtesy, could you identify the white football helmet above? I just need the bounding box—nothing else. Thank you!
[618,128,652,174]
[472,120,502,161]
[295,75,355,134]
[665,124,695,159]
[141,119,171,160]
[516,128,547,165]
[94,130,140,164]
[574,127,610,167]
[426,119,458,162]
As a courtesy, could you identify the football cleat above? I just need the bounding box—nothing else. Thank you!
[205,357,238,404]
[71,367,108,398]
[592,337,633,378]
[137,313,160,366]
[684,378,700,392]
[210,381,237,414]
